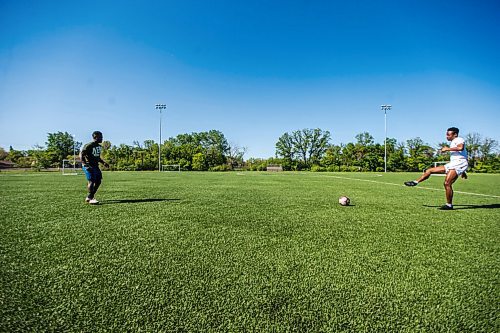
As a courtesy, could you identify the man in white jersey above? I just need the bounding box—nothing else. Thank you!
[404,127,468,210]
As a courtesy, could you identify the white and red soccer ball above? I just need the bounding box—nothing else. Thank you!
[338,196,350,206]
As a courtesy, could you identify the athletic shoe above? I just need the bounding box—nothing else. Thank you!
[438,205,453,210]
[88,198,99,205]
[461,171,468,179]
[404,181,418,186]
[85,197,91,203]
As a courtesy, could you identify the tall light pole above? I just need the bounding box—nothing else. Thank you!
[380,104,392,173]
[156,104,167,171]
[72,134,76,173]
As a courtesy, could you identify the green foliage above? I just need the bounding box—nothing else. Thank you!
[27,146,52,169]
[310,164,326,172]
[245,158,268,171]
[276,128,331,167]
[46,132,81,166]
[1,130,499,172]
[192,152,207,171]
[5,146,26,163]
[209,164,231,172]
[0,147,7,160]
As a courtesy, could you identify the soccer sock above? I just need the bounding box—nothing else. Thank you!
[446,203,452,207]
[414,181,419,184]
[88,182,96,199]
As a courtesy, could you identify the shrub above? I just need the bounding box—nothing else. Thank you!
[209,164,231,172]
[311,165,326,172]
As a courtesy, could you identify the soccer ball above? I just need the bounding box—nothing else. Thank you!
[338,196,350,206]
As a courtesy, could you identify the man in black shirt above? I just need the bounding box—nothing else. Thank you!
[80,131,109,204]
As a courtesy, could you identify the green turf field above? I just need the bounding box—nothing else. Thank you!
[1,171,499,332]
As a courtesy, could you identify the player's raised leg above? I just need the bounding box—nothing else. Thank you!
[404,165,446,186]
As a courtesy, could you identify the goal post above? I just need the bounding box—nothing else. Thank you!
[162,164,181,172]
[266,164,283,172]
[433,161,448,168]
[62,159,82,175]
[424,161,447,176]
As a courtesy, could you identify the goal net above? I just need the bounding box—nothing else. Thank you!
[266,164,283,172]
[62,159,82,175]
[162,164,181,172]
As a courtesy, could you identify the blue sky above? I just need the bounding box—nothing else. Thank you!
[1,0,499,158]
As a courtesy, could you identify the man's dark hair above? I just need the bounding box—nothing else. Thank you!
[92,131,103,139]
[447,127,459,135]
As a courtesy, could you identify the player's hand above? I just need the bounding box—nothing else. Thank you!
[440,147,448,153]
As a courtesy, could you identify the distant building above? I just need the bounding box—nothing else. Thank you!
[0,160,16,169]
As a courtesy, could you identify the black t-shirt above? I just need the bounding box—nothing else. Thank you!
[81,141,103,168]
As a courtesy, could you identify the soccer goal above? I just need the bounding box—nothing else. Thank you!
[162,164,181,172]
[266,164,283,172]
[62,159,81,175]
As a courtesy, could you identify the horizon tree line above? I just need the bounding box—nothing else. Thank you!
[1,129,499,173]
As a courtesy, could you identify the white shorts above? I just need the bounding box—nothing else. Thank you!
[445,159,468,176]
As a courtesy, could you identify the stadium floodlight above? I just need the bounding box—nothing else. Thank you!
[155,104,167,172]
[380,104,392,173]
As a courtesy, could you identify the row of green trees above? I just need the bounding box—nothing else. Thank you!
[1,129,499,172]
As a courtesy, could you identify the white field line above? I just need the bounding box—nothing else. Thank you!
[322,175,500,199]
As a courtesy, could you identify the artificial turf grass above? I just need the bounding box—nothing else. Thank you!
[1,171,499,332]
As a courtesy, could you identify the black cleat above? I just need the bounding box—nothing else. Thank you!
[461,171,468,179]
[438,205,453,210]
[404,181,418,187]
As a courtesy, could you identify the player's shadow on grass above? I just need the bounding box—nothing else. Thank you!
[100,198,180,205]
[424,204,500,210]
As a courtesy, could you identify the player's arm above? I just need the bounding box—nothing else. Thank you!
[99,157,109,168]
[80,147,90,167]
[441,143,464,153]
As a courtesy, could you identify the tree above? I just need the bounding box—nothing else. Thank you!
[306,128,331,165]
[387,142,407,171]
[192,152,207,171]
[195,130,229,156]
[46,132,80,166]
[276,128,330,168]
[6,146,26,164]
[322,144,342,171]
[479,137,498,160]
[355,132,375,146]
[352,132,377,170]
[227,143,247,169]
[465,132,482,168]
[275,132,295,162]
[0,147,7,160]
[406,137,434,171]
[27,145,52,169]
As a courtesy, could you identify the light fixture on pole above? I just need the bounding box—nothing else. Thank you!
[380,104,392,173]
[155,104,167,172]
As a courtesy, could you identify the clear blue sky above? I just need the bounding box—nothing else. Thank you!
[1,0,499,158]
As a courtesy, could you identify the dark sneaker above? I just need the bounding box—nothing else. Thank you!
[404,181,418,186]
[438,205,453,210]
[461,171,468,179]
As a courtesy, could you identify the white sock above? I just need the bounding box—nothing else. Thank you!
[414,181,419,184]
[446,203,452,207]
